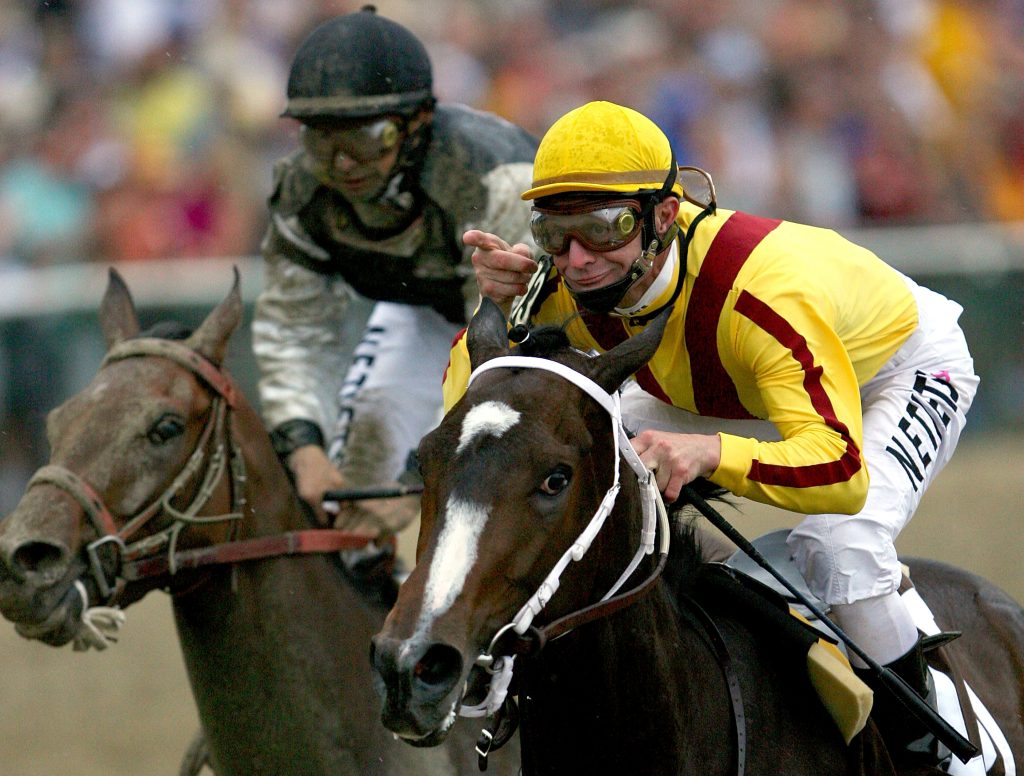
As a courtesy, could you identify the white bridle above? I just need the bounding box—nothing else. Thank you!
[459,355,669,718]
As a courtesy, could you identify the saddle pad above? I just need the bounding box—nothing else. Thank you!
[696,562,872,744]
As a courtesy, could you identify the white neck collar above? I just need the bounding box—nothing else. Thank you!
[614,239,678,317]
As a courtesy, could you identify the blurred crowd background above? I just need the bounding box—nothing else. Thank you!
[0,7,1022,767]
[0,0,1022,511]
[2,0,1023,271]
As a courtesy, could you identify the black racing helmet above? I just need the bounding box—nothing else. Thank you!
[282,6,435,122]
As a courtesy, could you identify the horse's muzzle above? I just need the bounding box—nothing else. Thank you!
[0,497,82,644]
[370,633,466,744]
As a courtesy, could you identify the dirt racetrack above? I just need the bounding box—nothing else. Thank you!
[1,433,1021,776]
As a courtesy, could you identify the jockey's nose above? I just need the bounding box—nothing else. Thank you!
[564,238,598,270]
[332,151,361,172]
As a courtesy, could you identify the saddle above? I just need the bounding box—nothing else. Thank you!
[719,530,1006,772]
[693,550,872,744]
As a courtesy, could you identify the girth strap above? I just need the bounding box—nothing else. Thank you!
[681,594,747,776]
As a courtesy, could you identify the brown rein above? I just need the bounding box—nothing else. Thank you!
[121,529,376,580]
[509,551,669,656]
[29,338,374,601]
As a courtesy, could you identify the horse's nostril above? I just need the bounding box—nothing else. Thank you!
[413,643,463,690]
[11,541,67,578]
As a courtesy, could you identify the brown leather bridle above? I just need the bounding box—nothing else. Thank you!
[25,338,372,605]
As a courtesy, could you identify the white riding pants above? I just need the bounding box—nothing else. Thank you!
[789,279,978,606]
[326,301,462,486]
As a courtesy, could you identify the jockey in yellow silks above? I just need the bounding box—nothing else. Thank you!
[446,100,978,768]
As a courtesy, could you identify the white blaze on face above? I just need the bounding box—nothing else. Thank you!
[418,497,490,631]
[414,401,521,633]
[456,400,520,455]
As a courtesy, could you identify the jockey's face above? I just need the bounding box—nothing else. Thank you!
[549,196,679,309]
[301,117,404,200]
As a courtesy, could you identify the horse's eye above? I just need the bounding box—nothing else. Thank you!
[539,467,572,496]
[147,414,185,445]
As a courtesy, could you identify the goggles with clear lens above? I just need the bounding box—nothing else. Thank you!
[530,201,644,255]
[301,118,403,169]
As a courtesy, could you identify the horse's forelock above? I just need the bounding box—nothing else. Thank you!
[138,320,193,341]
[512,323,573,359]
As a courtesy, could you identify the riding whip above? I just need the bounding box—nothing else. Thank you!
[680,484,979,764]
[323,483,425,502]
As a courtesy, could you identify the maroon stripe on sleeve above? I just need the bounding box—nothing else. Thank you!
[735,290,862,487]
[686,212,781,419]
[580,311,672,404]
[441,327,468,385]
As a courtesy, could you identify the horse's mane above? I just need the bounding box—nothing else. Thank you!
[662,482,730,600]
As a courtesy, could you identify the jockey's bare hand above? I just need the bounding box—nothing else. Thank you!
[464,229,537,316]
[334,493,420,537]
[630,431,722,502]
[287,444,345,526]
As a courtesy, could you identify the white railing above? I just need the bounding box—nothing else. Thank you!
[1,221,1022,319]
[844,221,1024,275]
[0,255,264,318]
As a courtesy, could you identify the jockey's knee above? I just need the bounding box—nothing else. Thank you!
[787,514,902,606]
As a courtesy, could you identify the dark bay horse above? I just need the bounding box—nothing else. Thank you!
[0,271,514,776]
[371,298,1024,775]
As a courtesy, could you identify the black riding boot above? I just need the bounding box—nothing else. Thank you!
[855,639,952,770]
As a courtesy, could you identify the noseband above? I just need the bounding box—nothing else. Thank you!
[26,338,247,604]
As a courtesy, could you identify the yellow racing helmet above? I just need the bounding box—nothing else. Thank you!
[522,101,684,201]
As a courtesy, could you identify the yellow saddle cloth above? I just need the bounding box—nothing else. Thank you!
[699,556,872,744]
[792,608,873,744]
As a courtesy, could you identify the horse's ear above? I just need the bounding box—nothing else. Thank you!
[467,298,511,371]
[186,268,243,365]
[99,268,141,348]
[587,309,670,393]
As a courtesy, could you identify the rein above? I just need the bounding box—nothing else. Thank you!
[27,338,375,642]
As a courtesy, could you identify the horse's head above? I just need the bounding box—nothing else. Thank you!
[0,269,246,648]
[371,299,668,745]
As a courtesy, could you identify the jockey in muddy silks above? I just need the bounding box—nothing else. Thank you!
[446,100,978,770]
[252,7,537,533]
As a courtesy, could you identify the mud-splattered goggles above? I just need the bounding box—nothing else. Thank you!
[300,118,403,168]
[530,200,644,255]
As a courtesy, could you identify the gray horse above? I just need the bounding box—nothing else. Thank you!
[0,270,515,776]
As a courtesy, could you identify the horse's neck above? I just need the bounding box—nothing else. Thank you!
[172,553,391,774]
[233,398,310,535]
[519,584,733,775]
[169,400,395,774]
[174,397,384,715]
[518,477,735,775]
